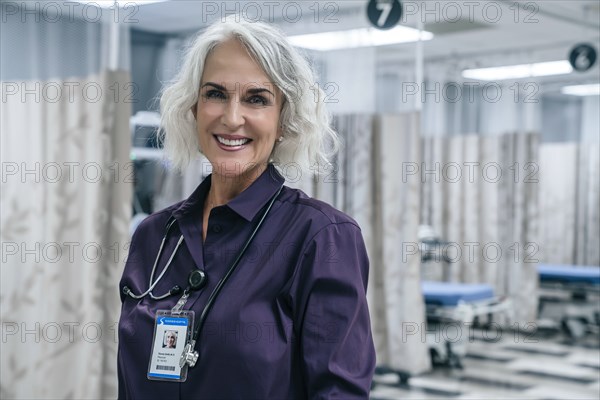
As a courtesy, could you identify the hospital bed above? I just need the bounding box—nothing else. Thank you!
[418,226,512,368]
[537,264,600,339]
[422,281,511,368]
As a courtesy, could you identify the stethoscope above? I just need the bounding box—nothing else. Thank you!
[122,218,197,301]
[122,185,283,369]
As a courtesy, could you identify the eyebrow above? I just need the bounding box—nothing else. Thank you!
[201,82,275,97]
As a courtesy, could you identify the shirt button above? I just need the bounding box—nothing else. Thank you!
[212,225,222,233]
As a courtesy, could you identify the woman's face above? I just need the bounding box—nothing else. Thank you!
[166,333,176,348]
[193,39,283,180]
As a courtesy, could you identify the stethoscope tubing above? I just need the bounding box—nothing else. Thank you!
[124,185,283,369]
[123,186,283,307]
[123,218,182,300]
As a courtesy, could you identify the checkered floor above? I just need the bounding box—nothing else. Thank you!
[370,328,600,400]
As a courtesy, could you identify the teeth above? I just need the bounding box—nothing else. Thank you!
[216,136,250,146]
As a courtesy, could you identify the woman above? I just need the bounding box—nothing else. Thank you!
[118,15,375,399]
[163,331,177,349]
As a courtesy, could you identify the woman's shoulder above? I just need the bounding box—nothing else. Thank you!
[279,186,361,232]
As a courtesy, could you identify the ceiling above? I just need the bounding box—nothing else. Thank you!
[130,0,600,84]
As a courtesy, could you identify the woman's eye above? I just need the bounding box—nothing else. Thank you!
[203,90,226,100]
[247,95,269,106]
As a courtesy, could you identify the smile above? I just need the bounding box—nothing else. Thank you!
[214,134,252,148]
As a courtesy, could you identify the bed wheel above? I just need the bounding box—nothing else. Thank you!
[562,317,586,339]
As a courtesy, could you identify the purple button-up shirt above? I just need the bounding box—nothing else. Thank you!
[118,164,375,399]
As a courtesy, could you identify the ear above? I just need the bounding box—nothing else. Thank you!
[191,103,198,120]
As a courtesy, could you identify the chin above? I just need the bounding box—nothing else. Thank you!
[211,159,268,180]
[211,160,247,176]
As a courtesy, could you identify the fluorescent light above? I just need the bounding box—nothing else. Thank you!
[288,26,434,51]
[561,83,600,96]
[463,60,573,81]
[72,0,168,7]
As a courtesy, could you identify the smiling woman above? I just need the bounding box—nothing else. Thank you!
[117,14,375,400]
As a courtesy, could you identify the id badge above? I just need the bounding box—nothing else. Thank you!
[147,310,194,382]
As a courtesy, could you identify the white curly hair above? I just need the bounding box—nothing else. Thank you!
[158,14,339,175]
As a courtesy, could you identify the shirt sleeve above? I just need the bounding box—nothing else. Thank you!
[290,222,376,399]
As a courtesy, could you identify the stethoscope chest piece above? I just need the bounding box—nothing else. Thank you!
[180,340,199,368]
[188,269,207,291]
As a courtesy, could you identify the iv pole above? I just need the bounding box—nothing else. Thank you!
[415,18,424,111]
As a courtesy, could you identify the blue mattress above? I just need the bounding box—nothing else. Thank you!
[421,281,495,306]
[538,264,600,285]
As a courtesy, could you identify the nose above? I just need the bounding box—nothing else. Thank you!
[221,98,245,130]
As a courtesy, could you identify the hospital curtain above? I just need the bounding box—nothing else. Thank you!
[420,133,540,325]
[313,113,431,376]
[539,143,600,266]
[0,6,131,399]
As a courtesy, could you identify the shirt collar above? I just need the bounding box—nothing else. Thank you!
[172,163,284,222]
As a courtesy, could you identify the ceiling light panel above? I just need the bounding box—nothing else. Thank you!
[288,26,434,51]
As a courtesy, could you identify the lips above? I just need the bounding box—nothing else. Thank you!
[213,134,252,148]
[216,136,250,146]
